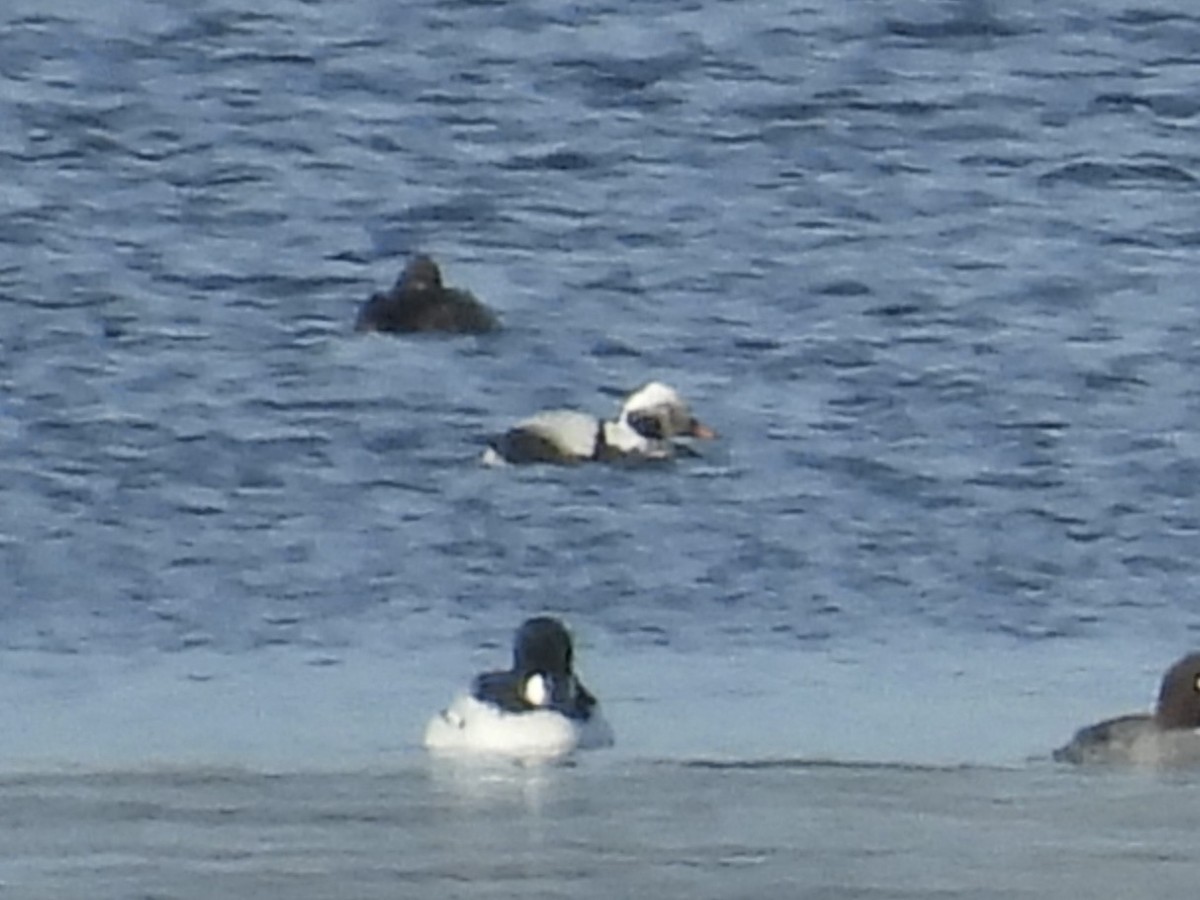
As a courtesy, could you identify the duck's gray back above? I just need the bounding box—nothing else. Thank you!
[1054,714,1155,765]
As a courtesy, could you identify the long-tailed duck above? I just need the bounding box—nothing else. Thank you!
[424,616,614,758]
[482,381,716,465]
[355,255,499,334]
[1054,653,1200,766]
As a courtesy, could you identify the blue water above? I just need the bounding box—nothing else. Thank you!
[4,0,1200,894]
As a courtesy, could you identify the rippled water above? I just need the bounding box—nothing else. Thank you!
[4,0,1200,894]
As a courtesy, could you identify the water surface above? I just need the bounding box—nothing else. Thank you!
[3,0,1200,895]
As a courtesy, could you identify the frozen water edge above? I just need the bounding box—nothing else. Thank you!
[0,632,1175,775]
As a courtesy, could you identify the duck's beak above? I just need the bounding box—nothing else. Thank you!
[690,419,717,440]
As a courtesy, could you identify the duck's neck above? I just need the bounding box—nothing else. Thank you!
[602,417,650,453]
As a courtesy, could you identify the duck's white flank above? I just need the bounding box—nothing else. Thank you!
[423,693,615,758]
[517,410,601,457]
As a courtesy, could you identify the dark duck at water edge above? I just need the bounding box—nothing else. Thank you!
[355,255,499,334]
[1054,652,1200,766]
[482,381,717,466]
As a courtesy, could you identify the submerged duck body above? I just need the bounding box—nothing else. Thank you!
[355,255,499,334]
[483,381,716,466]
[1054,653,1200,766]
[424,616,614,758]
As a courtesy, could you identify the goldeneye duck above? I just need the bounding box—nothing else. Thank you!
[482,381,716,465]
[1054,653,1200,766]
[423,616,615,758]
[355,255,499,334]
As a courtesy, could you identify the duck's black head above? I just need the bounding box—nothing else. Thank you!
[512,616,574,677]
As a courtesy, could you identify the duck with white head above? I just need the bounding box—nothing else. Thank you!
[482,381,716,466]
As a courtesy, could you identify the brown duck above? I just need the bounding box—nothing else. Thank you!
[1054,652,1200,765]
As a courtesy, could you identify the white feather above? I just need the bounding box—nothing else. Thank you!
[480,446,507,467]
[600,418,652,453]
[423,694,615,759]
[516,410,601,458]
[523,673,549,707]
[620,381,683,416]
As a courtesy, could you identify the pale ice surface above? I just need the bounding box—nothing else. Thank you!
[4,749,1200,900]
[0,632,1175,774]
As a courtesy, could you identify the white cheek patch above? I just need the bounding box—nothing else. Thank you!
[523,673,550,708]
[623,382,681,414]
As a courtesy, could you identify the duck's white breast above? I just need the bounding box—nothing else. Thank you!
[423,694,613,759]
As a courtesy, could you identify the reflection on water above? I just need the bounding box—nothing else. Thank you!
[425,753,567,817]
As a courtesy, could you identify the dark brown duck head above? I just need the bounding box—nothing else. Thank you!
[356,253,499,334]
[396,254,443,295]
[1154,652,1200,730]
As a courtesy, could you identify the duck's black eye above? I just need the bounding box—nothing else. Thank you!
[627,412,664,439]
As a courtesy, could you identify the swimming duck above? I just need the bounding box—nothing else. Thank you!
[1054,653,1200,765]
[424,616,614,758]
[482,381,716,465]
[355,255,499,334]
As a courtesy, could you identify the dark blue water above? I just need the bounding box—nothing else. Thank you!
[7,0,1200,654]
[4,3,1200,892]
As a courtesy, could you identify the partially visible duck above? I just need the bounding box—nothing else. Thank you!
[355,255,499,334]
[482,381,716,466]
[1054,653,1200,766]
[424,616,614,758]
